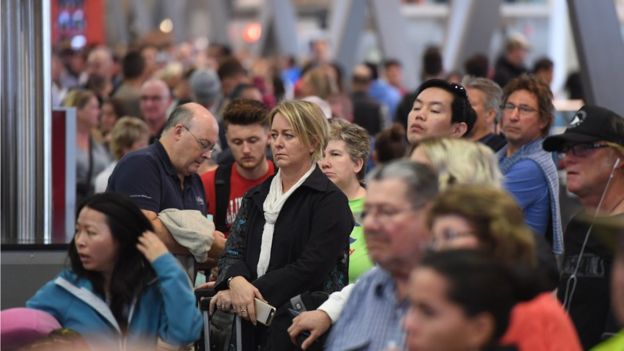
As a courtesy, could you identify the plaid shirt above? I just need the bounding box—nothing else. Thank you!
[325,267,408,350]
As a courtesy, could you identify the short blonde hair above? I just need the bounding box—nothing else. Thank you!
[269,100,329,162]
[110,117,150,160]
[410,137,502,190]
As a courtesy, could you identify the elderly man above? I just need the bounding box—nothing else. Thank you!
[406,79,476,146]
[289,160,438,350]
[107,103,225,272]
[543,105,624,349]
[140,78,173,142]
[497,74,562,254]
[462,76,507,151]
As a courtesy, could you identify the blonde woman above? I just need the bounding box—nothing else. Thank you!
[409,137,503,190]
[210,101,353,350]
[94,117,150,193]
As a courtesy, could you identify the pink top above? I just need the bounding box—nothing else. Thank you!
[1,307,61,349]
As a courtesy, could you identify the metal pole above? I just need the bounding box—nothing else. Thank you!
[0,0,51,243]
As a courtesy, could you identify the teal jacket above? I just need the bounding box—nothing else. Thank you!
[27,253,202,349]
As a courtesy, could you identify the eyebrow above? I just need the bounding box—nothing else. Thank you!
[415,98,445,107]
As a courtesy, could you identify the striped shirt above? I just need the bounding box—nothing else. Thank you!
[325,267,407,350]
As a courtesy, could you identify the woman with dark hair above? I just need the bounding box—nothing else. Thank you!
[27,192,202,349]
[373,123,408,165]
[63,89,113,204]
[404,249,533,351]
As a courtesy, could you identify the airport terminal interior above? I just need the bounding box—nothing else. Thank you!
[2,0,624,350]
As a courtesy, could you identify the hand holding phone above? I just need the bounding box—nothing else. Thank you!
[254,298,276,326]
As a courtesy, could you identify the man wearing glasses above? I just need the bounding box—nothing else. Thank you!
[139,78,173,142]
[294,161,438,351]
[542,105,624,349]
[107,102,226,270]
[497,74,562,256]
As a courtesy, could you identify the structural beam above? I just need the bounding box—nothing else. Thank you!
[443,0,502,75]
[369,0,418,89]
[568,0,624,113]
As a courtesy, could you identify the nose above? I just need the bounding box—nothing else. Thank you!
[403,307,420,335]
[507,108,521,121]
[362,211,381,233]
[201,148,213,160]
[74,232,86,247]
[272,135,284,149]
[319,157,330,169]
[242,142,251,154]
[409,109,424,122]
[560,152,576,168]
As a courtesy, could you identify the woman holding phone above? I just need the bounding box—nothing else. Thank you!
[210,100,353,350]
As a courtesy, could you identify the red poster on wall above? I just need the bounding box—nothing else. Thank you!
[51,0,105,47]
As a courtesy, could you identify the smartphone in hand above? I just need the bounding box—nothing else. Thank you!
[254,298,276,326]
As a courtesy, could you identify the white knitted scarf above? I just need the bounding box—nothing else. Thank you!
[256,165,316,277]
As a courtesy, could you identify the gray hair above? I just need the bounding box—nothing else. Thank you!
[366,159,439,208]
[461,76,503,119]
[162,105,193,131]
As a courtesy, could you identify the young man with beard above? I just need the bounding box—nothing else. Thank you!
[201,99,275,236]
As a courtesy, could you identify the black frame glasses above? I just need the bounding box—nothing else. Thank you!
[558,142,610,157]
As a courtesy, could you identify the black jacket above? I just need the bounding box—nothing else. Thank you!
[216,165,353,350]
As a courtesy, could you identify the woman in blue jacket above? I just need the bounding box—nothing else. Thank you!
[27,192,202,349]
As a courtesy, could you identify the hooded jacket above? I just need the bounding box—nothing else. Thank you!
[27,253,202,350]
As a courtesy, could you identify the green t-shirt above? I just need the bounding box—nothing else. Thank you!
[591,331,624,351]
[348,197,374,283]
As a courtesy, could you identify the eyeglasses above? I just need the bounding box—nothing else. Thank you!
[430,228,475,248]
[183,125,215,152]
[361,206,419,222]
[558,143,610,158]
[501,103,537,116]
[140,95,165,102]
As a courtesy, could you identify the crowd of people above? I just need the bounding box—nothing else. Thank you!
[2,33,624,351]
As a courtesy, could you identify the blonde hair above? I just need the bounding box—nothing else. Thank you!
[328,119,371,180]
[428,185,537,267]
[301,66,338,100]
[110,117,150,160]
[62,89,96,109]
[410,137,502,190]
[269,100,329,162]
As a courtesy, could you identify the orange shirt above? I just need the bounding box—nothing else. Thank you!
[500,292,582,351]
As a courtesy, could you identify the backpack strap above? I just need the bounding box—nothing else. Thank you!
[214,163,233,233]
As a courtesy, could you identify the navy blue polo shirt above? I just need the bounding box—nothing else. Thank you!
[106,141,207,214]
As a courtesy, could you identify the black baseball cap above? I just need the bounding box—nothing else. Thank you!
[543,105,624,152]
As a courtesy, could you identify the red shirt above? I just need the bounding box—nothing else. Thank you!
[500,292,582,351]
[201,161,275,236]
